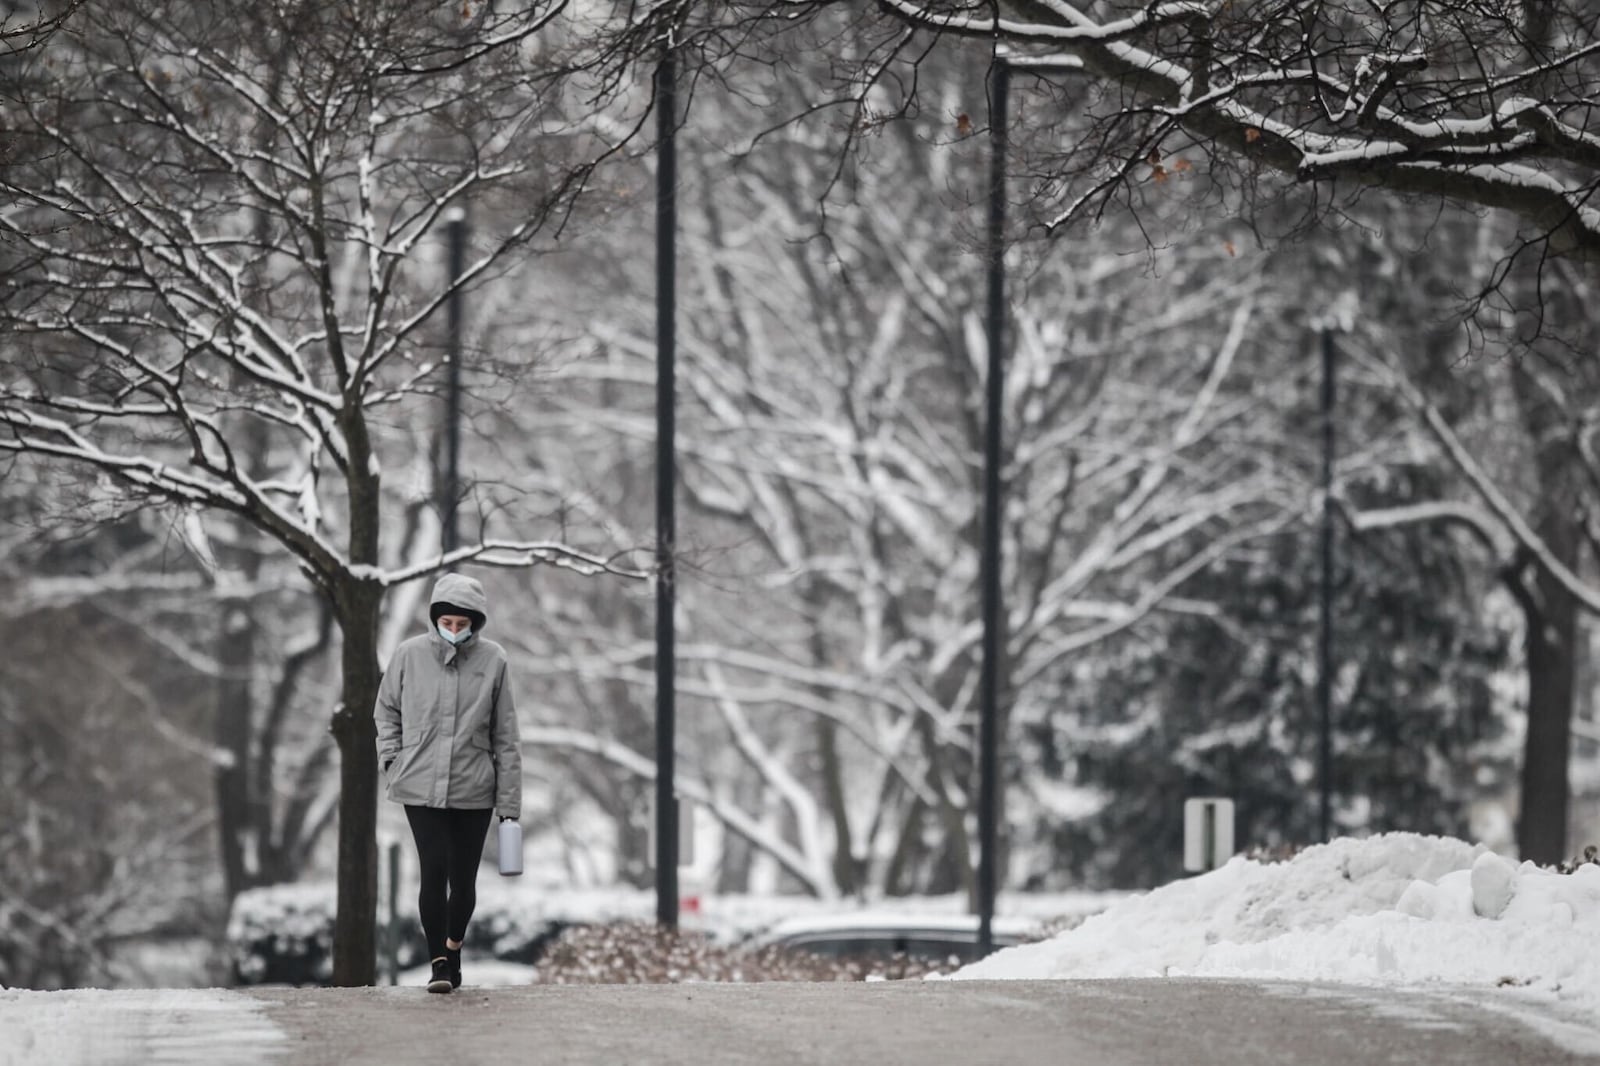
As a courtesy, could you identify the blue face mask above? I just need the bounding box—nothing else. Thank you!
[437,623,472,645]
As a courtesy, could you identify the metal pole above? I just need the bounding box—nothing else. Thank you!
[1317,327,1336,842]
[977,58,1010,959]
[385,839,400,985]
[442,209,466,554]
[653,41,680,930]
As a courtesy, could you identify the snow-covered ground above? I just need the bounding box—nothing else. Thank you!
[0,989,284,1064]
[956,833,1600,1049]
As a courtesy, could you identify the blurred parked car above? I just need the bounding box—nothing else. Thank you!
[746,912,1041,965]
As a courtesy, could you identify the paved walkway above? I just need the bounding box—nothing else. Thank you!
[5,979,1598,1065]
[248,979,1599,1066]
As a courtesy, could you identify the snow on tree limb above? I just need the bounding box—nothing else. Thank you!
[1347,347,1600,614]
[1345,500,1512,556]
[703,658,836,893]
[4,572,212,617]
[368,540,650,586]
[0,1,80,55]
[646,0,1600,259]
[522,726,834,897]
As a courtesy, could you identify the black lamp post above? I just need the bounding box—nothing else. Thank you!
[441,209,466,553]
[654,40,680,930]
[977,52,1082,957]
[1317,326,1337,842]
[976,56,1010,960]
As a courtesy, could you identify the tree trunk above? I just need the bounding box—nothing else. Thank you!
[808,602,861,896]
[216,598,256,901]
[914,711,975,899]
[1519,548,1576,864]
[815,718,861,896]
[1508,359,1582,865]
[329,578,382,987]
[883,796,925,897]
[329,401,385,986]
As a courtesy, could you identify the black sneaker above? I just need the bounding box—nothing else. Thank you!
[446,946,462,989]
[427,956,453,994]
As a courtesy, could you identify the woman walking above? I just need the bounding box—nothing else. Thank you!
[375,573,522,993]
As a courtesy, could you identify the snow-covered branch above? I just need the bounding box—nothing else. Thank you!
[845,0,1600,257]
[522,726,832,896]
[372,540,650,587]
[1350,349,1600,614]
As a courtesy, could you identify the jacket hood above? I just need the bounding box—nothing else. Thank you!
[429,573,488,632]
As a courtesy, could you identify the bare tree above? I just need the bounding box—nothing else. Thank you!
[607,0,1600,864]
[494,47,1299,897]
[0,0,647,983]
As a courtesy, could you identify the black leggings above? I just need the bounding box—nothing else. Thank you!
[403,805,494,959]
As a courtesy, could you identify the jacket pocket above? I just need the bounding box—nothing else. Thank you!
[460,735,495,798]
[385,736,427,801]
[385,733,416,767]
[389,736,418,774]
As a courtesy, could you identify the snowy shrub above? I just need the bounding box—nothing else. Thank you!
[228,882,460,985]
[225,881,640,985]
[225,883,411,986]
[529,922,953,983]
[227,884,342,986]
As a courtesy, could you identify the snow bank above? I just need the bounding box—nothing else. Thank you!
[957,833,1600,1014]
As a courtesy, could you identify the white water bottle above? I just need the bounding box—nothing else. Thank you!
[497,818,523,877]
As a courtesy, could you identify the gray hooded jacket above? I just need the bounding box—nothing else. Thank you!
[375,573,522,819]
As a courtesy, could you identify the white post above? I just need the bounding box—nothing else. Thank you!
[1183,798,1236,872]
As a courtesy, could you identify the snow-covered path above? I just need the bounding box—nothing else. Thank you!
[0,988,285,1065]
[3,979,1597,1066]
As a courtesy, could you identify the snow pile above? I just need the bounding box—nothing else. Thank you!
[958,833,1600,1010]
